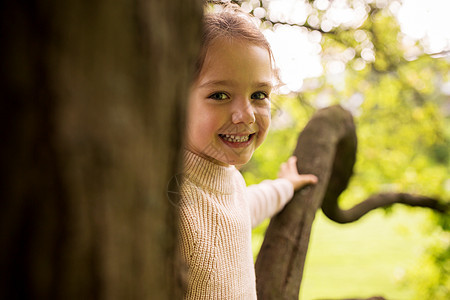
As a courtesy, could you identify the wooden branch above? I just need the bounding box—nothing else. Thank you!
[323,192,449,224]
[259,17,334,35]
[256,105,357,299]
[255,105,448,299]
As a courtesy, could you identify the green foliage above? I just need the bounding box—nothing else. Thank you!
[404,212,450,300]
[301,209,432,300]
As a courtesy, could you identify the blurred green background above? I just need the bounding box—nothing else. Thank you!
[228,0,450,299]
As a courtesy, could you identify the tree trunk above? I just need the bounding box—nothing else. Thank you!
[0,1,202,299]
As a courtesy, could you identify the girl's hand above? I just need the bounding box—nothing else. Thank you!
[278,156,318,191]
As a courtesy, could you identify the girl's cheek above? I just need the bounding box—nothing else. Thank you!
[255,102,271,120]
[255,106,271,127]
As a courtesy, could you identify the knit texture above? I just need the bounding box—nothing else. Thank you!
[178,151,294,299]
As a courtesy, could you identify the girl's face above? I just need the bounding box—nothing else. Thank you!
[186,37,272,166]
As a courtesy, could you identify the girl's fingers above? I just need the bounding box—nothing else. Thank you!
[287,156,297,172]
[289,156,297,166]
[300,174,318,184]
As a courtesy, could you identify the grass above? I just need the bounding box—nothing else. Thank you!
[252,206,438,300]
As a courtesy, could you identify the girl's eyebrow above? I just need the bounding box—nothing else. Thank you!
[255,81,273,89]
[199,79,235,88]
[199,79,273,89]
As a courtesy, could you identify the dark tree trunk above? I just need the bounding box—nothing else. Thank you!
[255,105,446,299]
[0,0,202,299]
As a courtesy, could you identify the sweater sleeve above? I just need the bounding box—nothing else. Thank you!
[246,178,294,228]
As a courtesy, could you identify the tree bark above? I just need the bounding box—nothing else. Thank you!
[0,0,202,299]
[256,105,357,299]
[255,105,447,299]
[323,192,448,224]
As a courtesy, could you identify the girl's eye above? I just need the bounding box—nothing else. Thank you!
[208,92,229,101]
[251,91,269,100]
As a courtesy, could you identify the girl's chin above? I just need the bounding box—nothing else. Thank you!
[186,141,256,166]
[197,151,253,167]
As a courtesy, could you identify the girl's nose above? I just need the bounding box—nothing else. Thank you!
[231,99,256,124]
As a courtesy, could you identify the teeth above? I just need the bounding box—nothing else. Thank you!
[219,134,251,143]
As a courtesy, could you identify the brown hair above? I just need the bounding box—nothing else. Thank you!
[195,4,275,78]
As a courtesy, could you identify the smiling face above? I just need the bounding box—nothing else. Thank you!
[186,37,273,166]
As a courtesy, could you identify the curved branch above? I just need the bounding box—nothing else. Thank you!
[255,105,448,299]
[323,192,449,224]
[256,105,356,299]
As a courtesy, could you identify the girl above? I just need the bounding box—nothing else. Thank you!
[178,4,317,299]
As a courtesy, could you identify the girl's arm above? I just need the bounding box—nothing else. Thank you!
[246,156,317,228]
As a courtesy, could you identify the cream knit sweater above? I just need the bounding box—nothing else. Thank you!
[178,151,294,299]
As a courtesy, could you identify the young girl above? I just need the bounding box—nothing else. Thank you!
[178,5,317,299]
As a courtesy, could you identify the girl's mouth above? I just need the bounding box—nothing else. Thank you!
[218,133,255,147]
